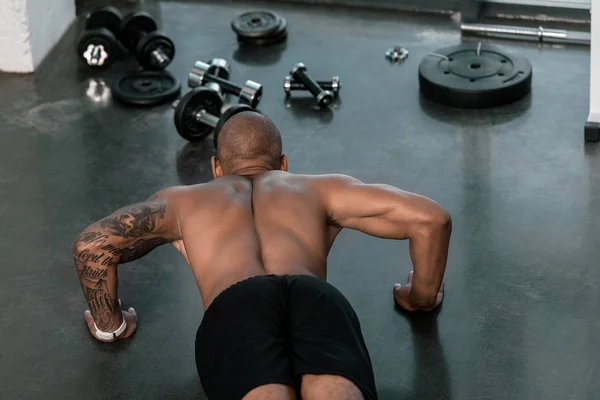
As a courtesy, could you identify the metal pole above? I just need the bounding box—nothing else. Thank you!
[461,22,590,45]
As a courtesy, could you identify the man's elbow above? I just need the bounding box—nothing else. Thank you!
[424,208,452,234]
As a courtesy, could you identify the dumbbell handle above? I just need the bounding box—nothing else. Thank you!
[202,73,242,97]
[195,109,219,128]
[288,80,335,91]
[291,68,323,98]
[172,99,219,127]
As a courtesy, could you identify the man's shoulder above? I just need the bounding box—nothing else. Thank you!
[257,171,358,183]
[254,172,362,197]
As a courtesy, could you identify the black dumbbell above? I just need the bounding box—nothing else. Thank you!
[120,11,175,70]
[189,58,230,100]
[173,87,254,143]
[188,60,262,108]
[284,75,341,97]
[290,63,334,108]
[77,6,122,69]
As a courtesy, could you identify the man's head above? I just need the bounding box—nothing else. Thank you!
[211,111,287,178]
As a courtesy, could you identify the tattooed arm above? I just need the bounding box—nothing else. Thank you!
[73,193,181,340]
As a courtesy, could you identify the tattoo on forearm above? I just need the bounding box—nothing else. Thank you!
[74,256,119,331]
[78,248,105,263]
[81,265,108,279]
[78,231,109,246]
[99,201,167,238]
[84,281,118,330]
[73,200,171,328]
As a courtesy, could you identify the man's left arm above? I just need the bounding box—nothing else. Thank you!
[73,192,181,341]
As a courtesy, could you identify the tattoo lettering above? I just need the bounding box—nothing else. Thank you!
[81,265,108,280]
[78,231,109,246]
[102,244,122,257]
[77,249,105,264]
[99,201,166,238]
[119,237,169,263]
[101,255,115,267]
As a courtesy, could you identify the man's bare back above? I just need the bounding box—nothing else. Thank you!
[168,171,342,309]
[73,111,450,400]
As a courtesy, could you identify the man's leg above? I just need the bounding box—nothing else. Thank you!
[300,374,363,400]
[243,384,297,400]
[285,275,378,400]
[196,275,296,400]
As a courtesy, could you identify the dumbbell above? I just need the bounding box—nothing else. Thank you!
[173,87,253,143]
[189,58,231,100]
[120,11,175,70]
[290,63,334,108]
[188,60,262,109]
[77,6,122,68]
[284,76,341,97]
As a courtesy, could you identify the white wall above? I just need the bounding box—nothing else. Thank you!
[589,0,600,122]
[0,0,74,73]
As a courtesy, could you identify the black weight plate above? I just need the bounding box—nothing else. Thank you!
[136,31,175,70]
[419,43,532,109]
[214,104,254,148]
[238,16,287,46]
[232,10,282,39]
[85,6,122,35]
[112,70,181,106]
[77,29,119,68]
[174,87,223,142]
[238,25,287,46]
[120,12,157,51]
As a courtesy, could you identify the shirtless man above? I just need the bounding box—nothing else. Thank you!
[73,111,451,400]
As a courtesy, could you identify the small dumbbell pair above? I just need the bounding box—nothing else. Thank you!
[188,59,263,109]
[77,7,175,70]
[285,63,341,108]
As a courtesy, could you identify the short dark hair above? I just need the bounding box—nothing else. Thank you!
[216,111,282,170]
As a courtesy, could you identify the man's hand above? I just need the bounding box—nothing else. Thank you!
[393,271,444,312]
[84,306,138,342]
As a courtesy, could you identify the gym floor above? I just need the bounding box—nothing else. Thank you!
[0,0,597,399]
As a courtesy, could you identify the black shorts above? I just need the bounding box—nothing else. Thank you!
[195,274,377,400]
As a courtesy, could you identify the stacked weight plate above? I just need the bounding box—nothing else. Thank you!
[231,10,288,46]
[418,43,532,109]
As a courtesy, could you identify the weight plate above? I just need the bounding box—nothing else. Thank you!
[77,29,119,68]
[112,70,181,106]
[419,43,532,109]
[214,104,254,148]
[120,12,157,51]
[174,87,223,142]
[237,20,288,47]
[232,10,283,39]
[85,6,122,35]
[136,31,175,70]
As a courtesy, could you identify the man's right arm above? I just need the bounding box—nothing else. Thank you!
[319,174,452,311]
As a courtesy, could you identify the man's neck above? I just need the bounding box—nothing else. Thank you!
[231,166,273,180]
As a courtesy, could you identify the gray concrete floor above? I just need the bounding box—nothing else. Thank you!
[0,1,597,399]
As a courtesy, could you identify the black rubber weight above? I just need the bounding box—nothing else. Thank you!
[174,87,223,142]
[237,17,287,46]
[232,10,282,39]
[85,6,122,34]
[214,104,254,148]
[112,70,181,106]
[418,43,532,109]
[120,12,157,51]
[77,29,119,68]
